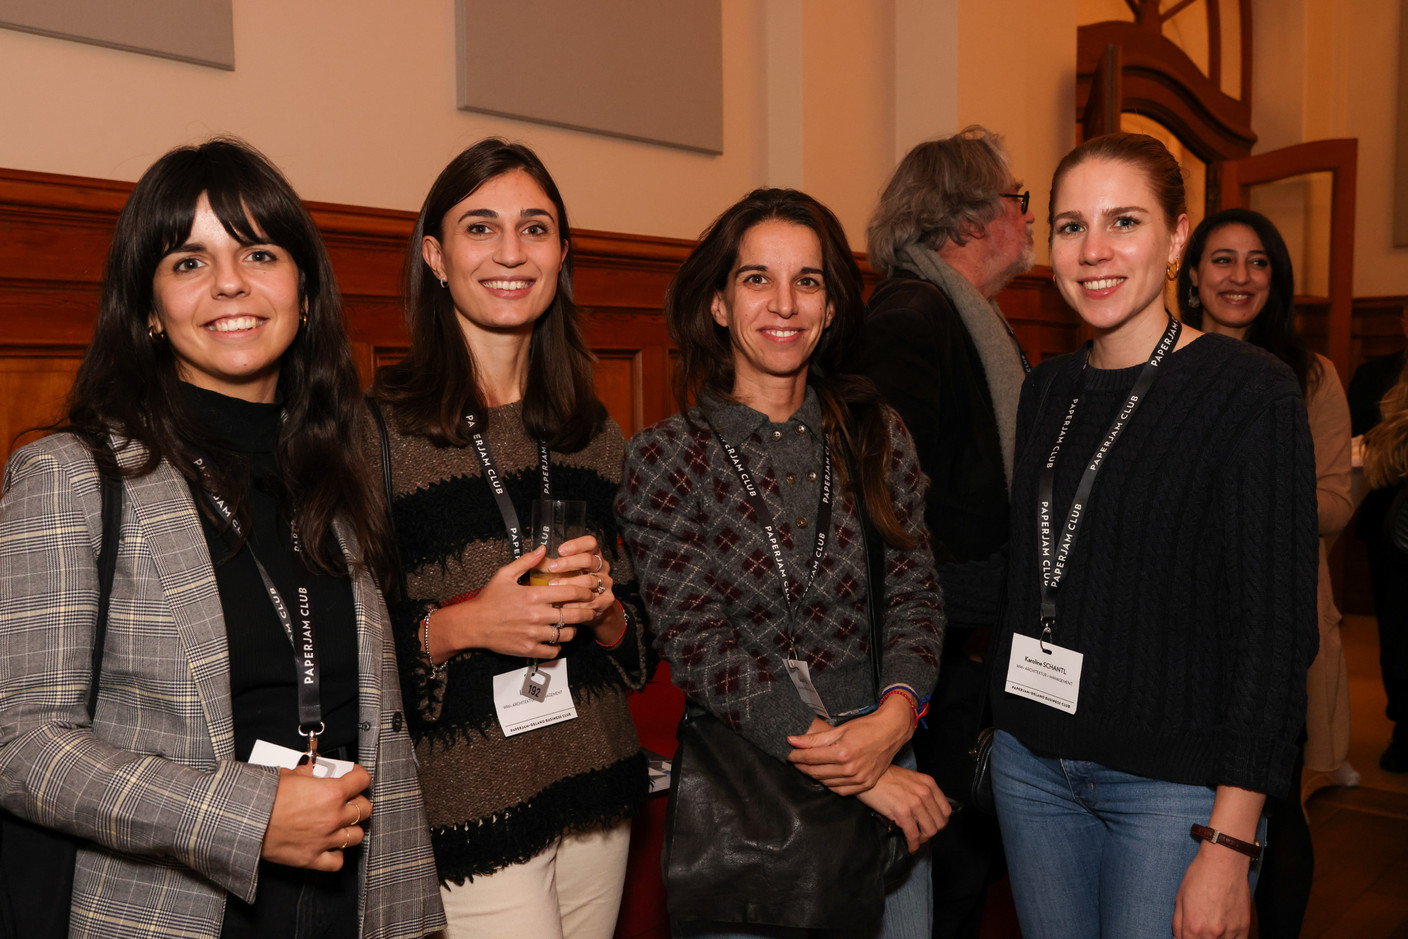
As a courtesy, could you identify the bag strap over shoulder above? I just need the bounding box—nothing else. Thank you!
[364,395,409,600]
[89,439,123,715]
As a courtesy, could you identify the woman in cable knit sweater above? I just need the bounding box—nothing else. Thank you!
[970,135,1319,939]
[365,139,648,939]
[617,188,948,938]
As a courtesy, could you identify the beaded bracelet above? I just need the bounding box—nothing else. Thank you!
[421,608,447,675]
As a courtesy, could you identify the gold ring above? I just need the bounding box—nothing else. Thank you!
[349,801,362,826]
[592,553,604,573]
[340,827,350,851]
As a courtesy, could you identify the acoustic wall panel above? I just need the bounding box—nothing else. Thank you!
[0,0,234,69]
[455,0,722,153]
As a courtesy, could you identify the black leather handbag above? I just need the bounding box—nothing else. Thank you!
[661,441,912,929]
[0,444,122,939]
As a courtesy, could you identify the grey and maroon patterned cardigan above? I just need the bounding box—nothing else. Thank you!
[616,390,945,761]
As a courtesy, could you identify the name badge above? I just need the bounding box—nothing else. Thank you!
[786,658,831,720]
[248,739,357,778]
[492,658,578,737]
[1004,633,1083,714]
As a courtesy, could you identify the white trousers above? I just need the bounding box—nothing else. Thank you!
[438,819,632,939]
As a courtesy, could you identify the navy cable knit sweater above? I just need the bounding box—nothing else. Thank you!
[978,333,1318,798]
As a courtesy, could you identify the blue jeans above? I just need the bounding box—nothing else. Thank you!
[991,730,1265,939]
[673,748,933,939]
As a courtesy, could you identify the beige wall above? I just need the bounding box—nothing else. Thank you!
[0,0,1079,256]
[0,0,1398,295]
[1249,0,1406,298]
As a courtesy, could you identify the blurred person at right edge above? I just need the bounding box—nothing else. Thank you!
[1350,307,1408,773]
[859,126,1035,939]
[1177,207,1353,937]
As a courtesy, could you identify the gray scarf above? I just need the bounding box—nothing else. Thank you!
[897,243,1027,486]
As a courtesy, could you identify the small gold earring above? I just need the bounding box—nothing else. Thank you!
[300,310,309,328]
[1166,261,1180,282]
[147,323,166,343]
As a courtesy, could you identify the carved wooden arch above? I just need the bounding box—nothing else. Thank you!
[1076,0,1256,165]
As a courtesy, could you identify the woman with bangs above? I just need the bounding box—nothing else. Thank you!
[0,138,442,939]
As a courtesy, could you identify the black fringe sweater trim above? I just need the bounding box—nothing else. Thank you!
[432,751,650,884]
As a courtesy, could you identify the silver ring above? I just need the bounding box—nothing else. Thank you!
[556,608,565,628]
[595,576,606,595]
[550,623,562,645]
[592,553,604,573]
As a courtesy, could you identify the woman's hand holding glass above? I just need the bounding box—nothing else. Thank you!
[421,532,624,663]
[543,533,627,646]
[423,545,594,662]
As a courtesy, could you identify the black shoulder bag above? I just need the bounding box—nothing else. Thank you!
[661,435,912,930]
[0,443,123,939]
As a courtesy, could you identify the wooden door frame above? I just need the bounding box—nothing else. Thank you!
[1217,139,1359,383]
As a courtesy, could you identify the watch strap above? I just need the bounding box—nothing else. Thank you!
[1190,823,1262,861]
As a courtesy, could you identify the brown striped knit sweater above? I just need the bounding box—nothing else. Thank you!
[362,401,648,883]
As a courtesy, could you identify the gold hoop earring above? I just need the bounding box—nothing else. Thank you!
[147,323,166,343]
[1166,261,1180,282]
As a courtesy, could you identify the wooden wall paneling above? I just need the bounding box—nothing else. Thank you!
[0,349,83,453]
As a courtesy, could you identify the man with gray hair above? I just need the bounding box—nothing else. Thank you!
[860,125,1034,939]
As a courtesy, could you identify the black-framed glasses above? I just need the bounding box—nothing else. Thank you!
[1002,190,1030,214]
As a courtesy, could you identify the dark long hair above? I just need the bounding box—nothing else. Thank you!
[1176,208,1317,394]
[372,138,605,450]
[668,187,914,548]
[65,137,393,582]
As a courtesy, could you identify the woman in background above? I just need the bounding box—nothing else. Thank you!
[984,135,1318,939]
[367,138,648,939]
[0,138,442,939]
[1178,207,1352,936]
[618,187,949,938]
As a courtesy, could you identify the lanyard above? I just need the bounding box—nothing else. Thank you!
[193,459,324,755]
[714,428,833,613]
[465,412,551,560]
[1036,314,1180,637]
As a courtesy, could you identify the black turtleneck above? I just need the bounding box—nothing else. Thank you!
[181,384,359,939]
[182,383,359,764]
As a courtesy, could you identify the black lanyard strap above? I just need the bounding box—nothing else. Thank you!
[465,413,551,560]
[193,460,323,747]
[1036,314,1180,634]
[714,428,833,613]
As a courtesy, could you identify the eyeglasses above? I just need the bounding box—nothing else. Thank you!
[1002,190,1030,214]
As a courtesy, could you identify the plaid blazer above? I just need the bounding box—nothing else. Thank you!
[0,434,444,939]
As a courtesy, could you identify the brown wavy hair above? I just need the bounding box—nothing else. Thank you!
[668,187,915,548]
